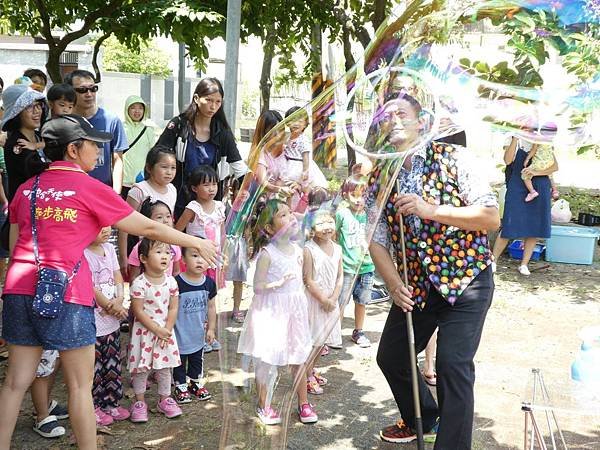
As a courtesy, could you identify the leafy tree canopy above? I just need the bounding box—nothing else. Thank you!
[99,35,172,78]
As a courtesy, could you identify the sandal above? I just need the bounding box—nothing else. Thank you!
[307,379,323,395]
[312,370,328,387]
[33,415,65,438]
[320,345,329,356]
[422,372,437,387]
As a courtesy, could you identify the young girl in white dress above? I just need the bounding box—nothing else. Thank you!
[303,210,343,395]
[237,199,317,425]
[175,165,226,288]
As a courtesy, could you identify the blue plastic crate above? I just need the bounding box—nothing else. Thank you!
[546,225,600,265]
[507,240,545,261]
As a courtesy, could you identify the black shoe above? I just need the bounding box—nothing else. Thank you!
[48,400,69,420]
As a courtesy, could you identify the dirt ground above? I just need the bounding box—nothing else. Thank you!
[2,244,600,450]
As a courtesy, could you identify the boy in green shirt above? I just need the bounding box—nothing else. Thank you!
[336,179,375,347]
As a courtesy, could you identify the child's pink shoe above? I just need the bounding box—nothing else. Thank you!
[95,407,114,426]
[525,191,539,202]
[130,401,148,423]
[256,406,281,425]
[157,397,182,419]
[105,406,130,421]
[298,403,318,424]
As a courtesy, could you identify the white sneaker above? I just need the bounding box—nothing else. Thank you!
[518,265,530,276]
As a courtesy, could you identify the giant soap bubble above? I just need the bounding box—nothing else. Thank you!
[216,1,600,448]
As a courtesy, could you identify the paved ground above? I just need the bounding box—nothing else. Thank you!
[3,244,600,449]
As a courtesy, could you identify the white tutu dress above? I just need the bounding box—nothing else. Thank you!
[305,240,343,347]
[237,243,312,366]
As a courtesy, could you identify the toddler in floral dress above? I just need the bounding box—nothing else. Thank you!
[128,238,182,423]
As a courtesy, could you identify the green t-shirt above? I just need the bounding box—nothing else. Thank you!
[335,203,374,275]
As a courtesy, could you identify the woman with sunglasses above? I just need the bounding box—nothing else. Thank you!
[157,77,247,216]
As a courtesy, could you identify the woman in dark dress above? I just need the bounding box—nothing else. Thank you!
[492,136,558,275]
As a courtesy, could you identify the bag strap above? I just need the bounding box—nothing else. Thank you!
[30,175,81,281]
[128,126,148,150]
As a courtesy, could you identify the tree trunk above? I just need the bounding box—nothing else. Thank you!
[342,27,355,72]
[259,38,275,113]
[372,0,387,32]
[45,45,63,83]
[92,34,111,83]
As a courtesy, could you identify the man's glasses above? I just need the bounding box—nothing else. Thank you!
[74,85,99,94]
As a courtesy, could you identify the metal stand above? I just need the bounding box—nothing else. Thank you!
[522,369,568,450]
[396,180,424,450]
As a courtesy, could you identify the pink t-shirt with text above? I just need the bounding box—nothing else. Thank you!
[5,162,133,306]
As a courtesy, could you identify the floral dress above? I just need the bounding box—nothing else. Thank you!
[127,274,181,373]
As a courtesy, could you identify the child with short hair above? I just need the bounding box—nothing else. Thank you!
[128,238,182,422]
[237,199,317,425]
[336,178,375,348]
[175,165,225,288]
[303,210,343,395]
[84,226,129,426]
[128,198,181,281]
[175,165,225,352]
[172,247,217,403]
[522,142,557,202]
[47,83,76,117]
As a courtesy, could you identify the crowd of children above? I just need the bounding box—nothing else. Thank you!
[0,96,380,433]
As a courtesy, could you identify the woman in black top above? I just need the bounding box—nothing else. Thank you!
[157,77,247,215]
[1,85,46,202]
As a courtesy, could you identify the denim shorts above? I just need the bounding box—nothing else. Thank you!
[1,294,96,351]
[338,272,374,306]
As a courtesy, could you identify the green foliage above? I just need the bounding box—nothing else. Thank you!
[240,84,259,119]
[100,36,171,78]
[0,0,226,78]
[561,187,600,218]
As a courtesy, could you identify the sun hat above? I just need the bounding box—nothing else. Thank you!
[1,84,46,131]
[41,114,112,146]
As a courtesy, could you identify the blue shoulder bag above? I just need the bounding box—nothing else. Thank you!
[30,175,81,318]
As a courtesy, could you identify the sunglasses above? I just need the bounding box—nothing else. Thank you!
[74,85,99,94]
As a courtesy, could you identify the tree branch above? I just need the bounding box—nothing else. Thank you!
[32,0,56,49]
[55,0,125,51]
[92,33,111,83]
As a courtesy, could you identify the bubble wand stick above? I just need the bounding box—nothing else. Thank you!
[396,178,424,450]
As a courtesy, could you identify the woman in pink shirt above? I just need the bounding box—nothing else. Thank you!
[0,115,217,450]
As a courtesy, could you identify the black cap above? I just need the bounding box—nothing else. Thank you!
[41,114,112,146]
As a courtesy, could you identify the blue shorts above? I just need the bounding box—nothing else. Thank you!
[1,294,96,351]
[338,272,374,306]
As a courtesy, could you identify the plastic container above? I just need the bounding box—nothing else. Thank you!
[507,240,545,261]
[571,327,600,383]
[545,225,600,265]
